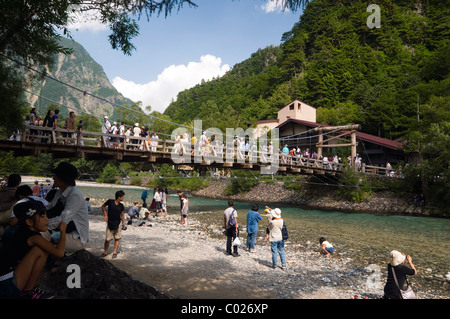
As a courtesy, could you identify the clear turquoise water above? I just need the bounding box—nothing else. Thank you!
[76,186,450,297]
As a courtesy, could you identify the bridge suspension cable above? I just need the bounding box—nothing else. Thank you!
[1,52,194,131]
[3,52,361,145]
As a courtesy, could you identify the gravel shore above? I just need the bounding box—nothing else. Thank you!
[37,207,448,300]
[82,207,384,299]
[22,176,447,299]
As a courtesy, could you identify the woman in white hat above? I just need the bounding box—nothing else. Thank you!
[266,206,287,270]
[383,250,417,299]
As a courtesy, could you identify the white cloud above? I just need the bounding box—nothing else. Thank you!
[67,7,109,32]
[261,0,289,13]
[112,54,231,113]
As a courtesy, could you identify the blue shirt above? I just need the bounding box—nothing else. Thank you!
[128,205,139,218]
[282,147,289,154]
[246,210,262,234]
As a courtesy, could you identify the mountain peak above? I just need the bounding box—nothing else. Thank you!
[28,37,134,121]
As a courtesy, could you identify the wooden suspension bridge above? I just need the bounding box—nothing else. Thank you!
[0,124,391,176]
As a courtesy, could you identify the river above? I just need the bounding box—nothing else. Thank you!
[61,184,450,298]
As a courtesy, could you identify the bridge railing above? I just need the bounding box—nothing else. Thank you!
[6,125,388,176]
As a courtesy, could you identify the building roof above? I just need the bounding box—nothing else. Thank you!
[283,99,318,109]
[277,119,403,150]
[256,119,279,124]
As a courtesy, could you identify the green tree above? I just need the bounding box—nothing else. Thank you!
[317,101,366,126]
[77,114,102,132]
[97,163,119,183]
[402,95,450,208]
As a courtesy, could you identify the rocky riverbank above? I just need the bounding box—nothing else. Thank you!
[38,210,380,299]
[37,208,447,300]
[192,180,447,218]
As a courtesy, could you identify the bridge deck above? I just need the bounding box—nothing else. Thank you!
[1,125,390,176]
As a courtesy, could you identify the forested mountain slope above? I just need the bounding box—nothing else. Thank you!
[164,0,449,141]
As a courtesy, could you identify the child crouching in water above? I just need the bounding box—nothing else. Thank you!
[0,198,67,299]
[319,237,334,257]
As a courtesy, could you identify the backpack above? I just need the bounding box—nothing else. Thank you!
[282,222,289,241]
[228,209,236,228]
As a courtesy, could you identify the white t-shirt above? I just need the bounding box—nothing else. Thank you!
[181,198,188,214]
[322,241,333,249]
[224,207,237,226]
[102,121,111,134]
[154,192,162,202]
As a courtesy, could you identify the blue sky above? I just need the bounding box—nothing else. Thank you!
[68,0,302,113]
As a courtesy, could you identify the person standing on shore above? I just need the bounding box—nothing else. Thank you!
[101,190,125,259]
[162,188,169,215]
[141,188,148,206]
[383,250,417,299]
[31,181,41,197]
[224,200,239,257]
[246,204,262,252]
[177,191,184,224]
[154,188,163,217]
[266,207,286,270]
[180,194,189,226]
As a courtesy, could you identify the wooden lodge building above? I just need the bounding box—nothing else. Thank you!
[254,100,405,166]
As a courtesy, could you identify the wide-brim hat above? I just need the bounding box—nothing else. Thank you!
[271,208,281,218]
[52,162,79,186]
[390,250,406,266]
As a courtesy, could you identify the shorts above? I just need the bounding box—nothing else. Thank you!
[156,201,162,210]
[325,246,334,254]
[106,222,122,241]
[0,273,21,299]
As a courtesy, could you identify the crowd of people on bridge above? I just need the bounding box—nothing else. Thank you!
[16,108,160,150]
[20,107,358,167]
[22,108,83,144]
[14,107,396,176]
[20,107,352,169]
[101,116,160,151]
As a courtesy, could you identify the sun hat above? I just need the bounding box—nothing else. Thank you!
[271,208,281,219]
[52,162,79,186]
[390,250,406,266]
